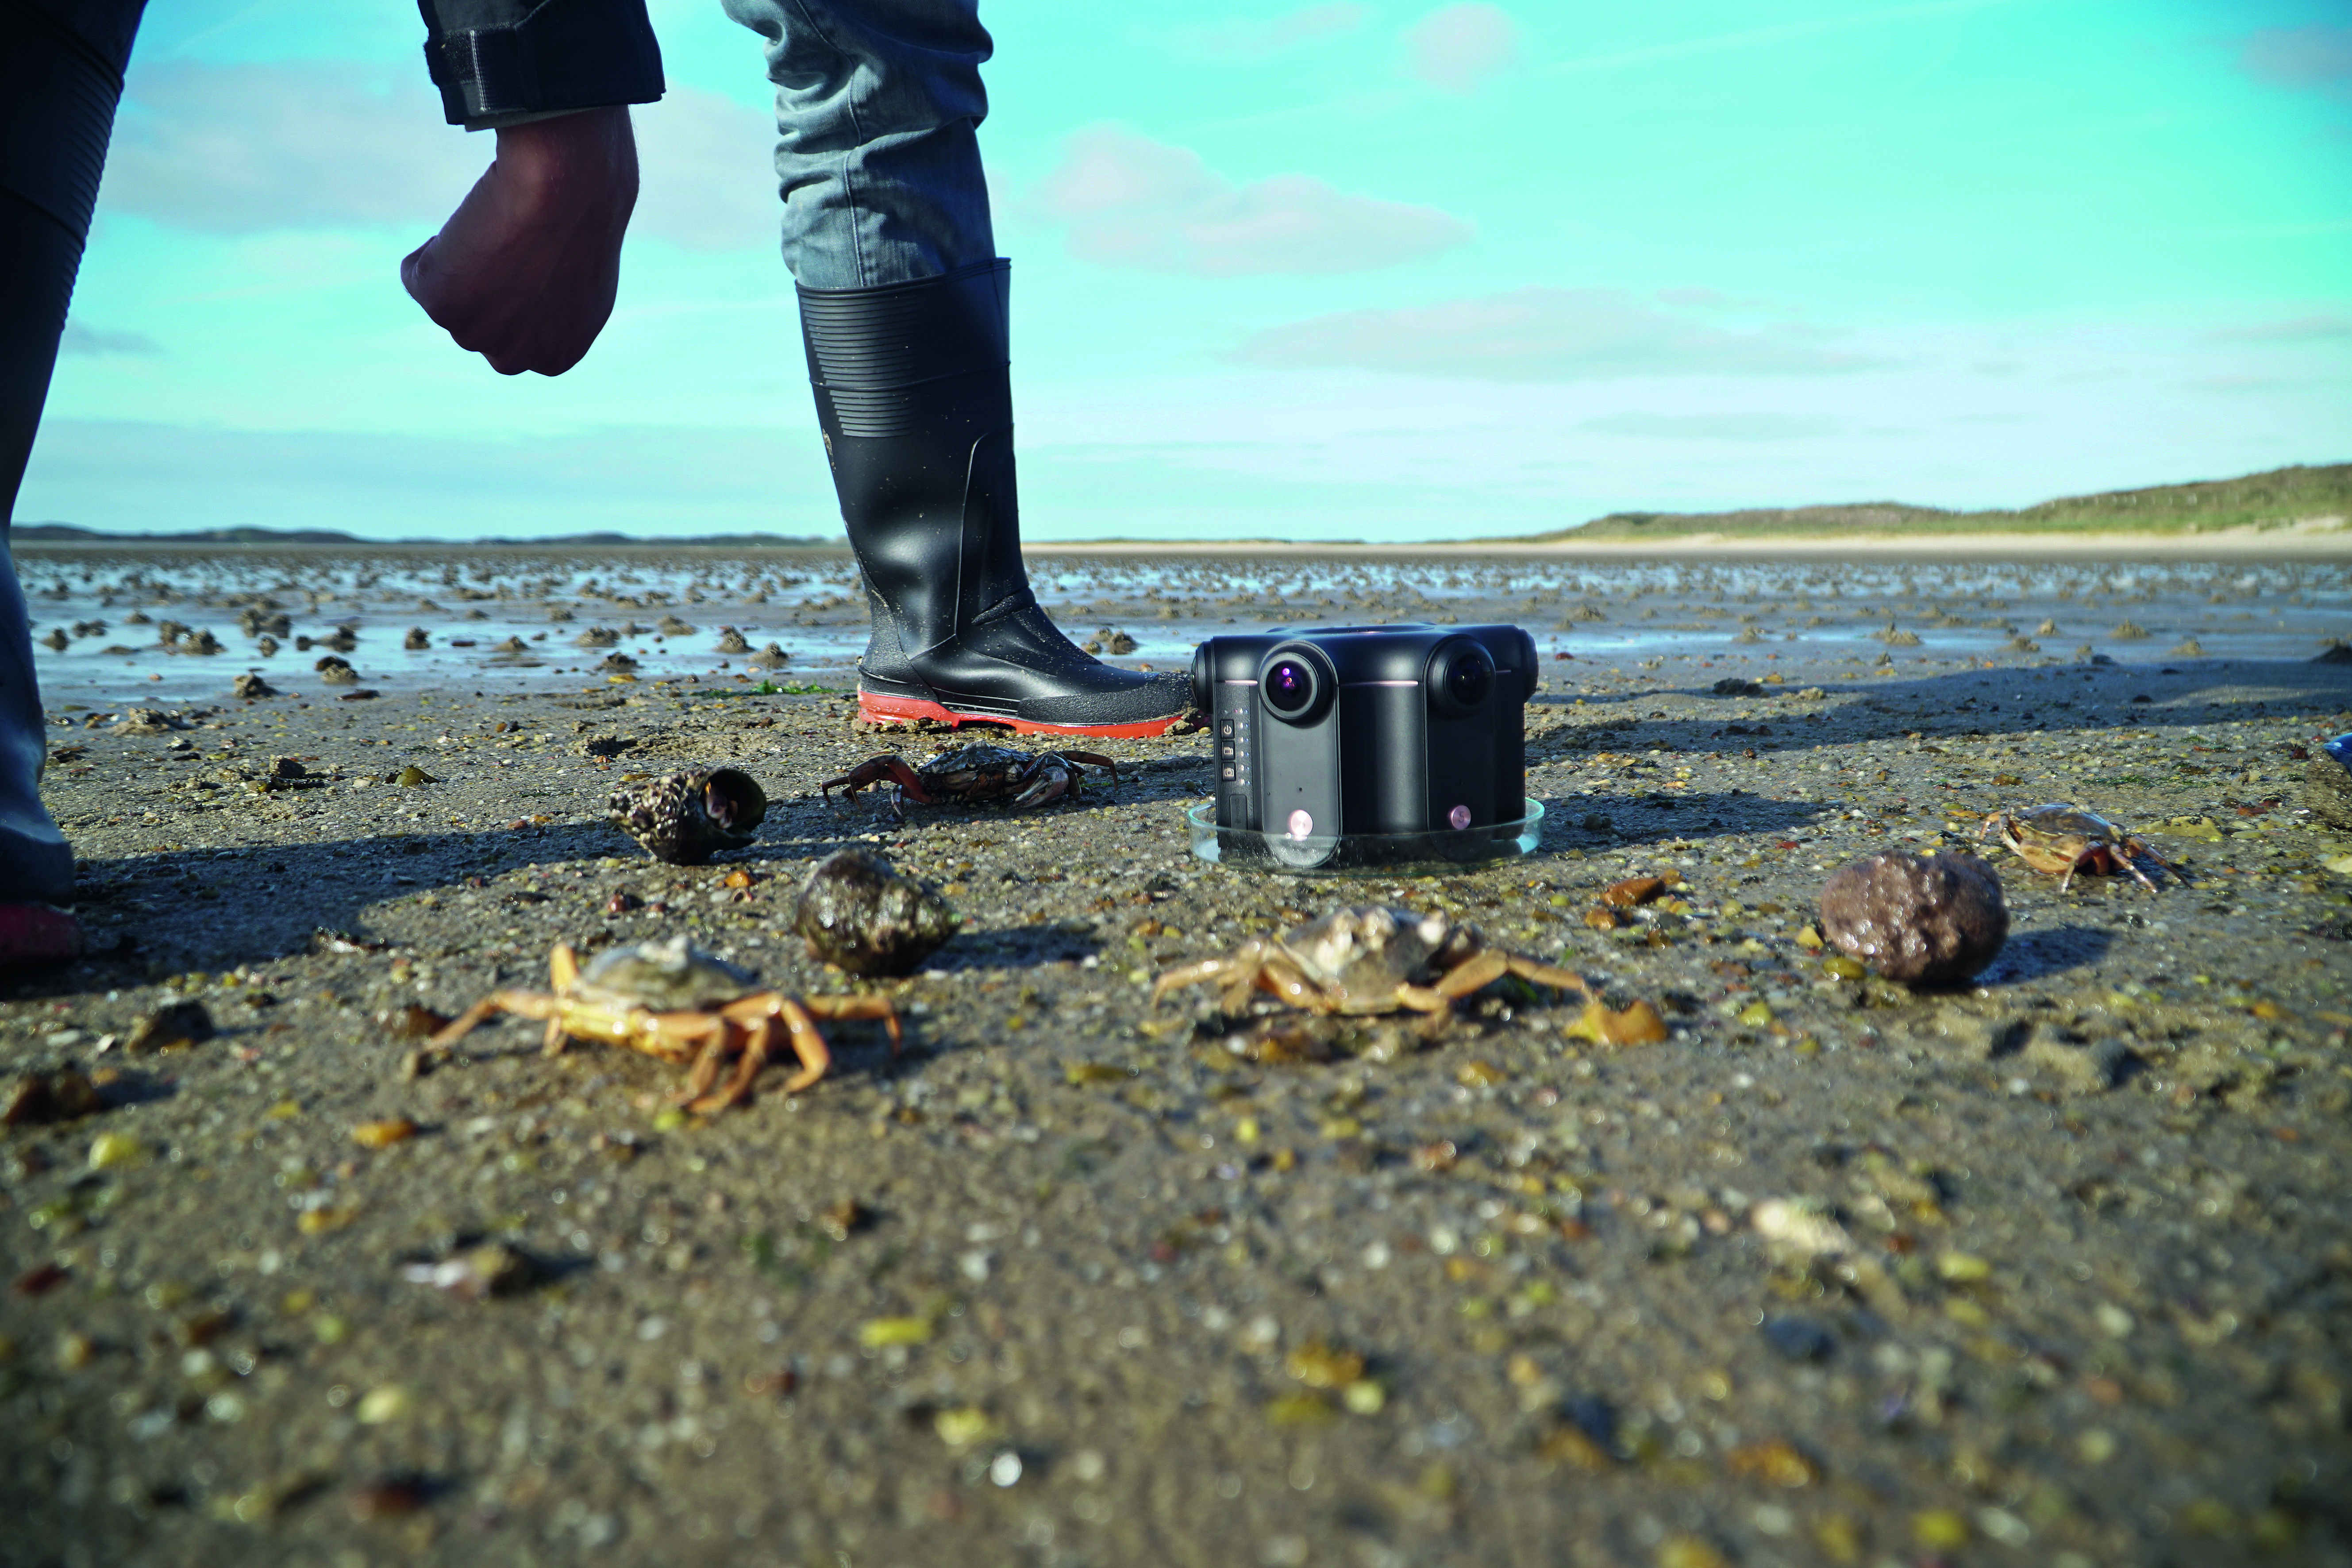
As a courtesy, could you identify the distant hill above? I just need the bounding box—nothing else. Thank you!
[1522,462,2352,542]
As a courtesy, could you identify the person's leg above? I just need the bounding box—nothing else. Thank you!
[0,0,148,956]
[723,0,1189,736]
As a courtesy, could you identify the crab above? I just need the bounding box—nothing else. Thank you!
[821,742,1119,821]
[426,937,900,1111]
[1979,804,2184,893]
[1153,905,1592,1024]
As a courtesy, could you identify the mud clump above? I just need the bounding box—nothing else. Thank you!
[793,850,958,977]
[1818,850,2007,986]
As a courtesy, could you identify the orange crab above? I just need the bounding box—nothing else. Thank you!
[1153,905,1591,1023]
[1979,805,2184,893]
[427,938,899,1111]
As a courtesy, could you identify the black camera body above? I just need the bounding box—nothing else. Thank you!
[1189,623,1536,863]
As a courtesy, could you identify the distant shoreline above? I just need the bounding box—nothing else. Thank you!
[17,527,2348,560]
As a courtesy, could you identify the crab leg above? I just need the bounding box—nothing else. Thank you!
[1432,950,1511,1001]
[426,993,555,1050]
[672,1020,743,1107]
[1010,763,1072,810]
[764,1002,833,1096]
[820,756,932,806]
[1504,956,1593,995]
[1153,955,1240,1004]
[1061,751,1120,781]
[797,993,905,1060]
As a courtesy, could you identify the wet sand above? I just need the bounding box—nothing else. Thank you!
[5,546,2352,1568]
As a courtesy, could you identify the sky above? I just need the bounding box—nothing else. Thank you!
[17,0,2352,542]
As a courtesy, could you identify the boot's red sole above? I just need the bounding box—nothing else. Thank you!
[0,905,83,967]
[857,688,1188,740]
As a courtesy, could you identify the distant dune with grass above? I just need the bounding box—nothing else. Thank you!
[1515,462,2351,544]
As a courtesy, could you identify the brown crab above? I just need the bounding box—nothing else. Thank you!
[822,742,1119,821]
[1979,805,2184,892]
[1153,905,1591,1023]
[427,937,899,1111]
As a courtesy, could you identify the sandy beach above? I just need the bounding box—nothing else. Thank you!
[4,543,2350,1567]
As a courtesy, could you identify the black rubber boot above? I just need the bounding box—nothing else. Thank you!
[0,526,72,907]
[0,0,143,936]
[798,259,1190,737]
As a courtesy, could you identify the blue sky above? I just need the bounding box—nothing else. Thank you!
[19,0,2352,541]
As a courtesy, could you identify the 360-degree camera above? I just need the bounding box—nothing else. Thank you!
[1189,622,1536,867]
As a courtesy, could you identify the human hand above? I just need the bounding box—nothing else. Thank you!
[401,106,639,376]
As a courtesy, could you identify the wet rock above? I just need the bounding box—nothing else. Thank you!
[181,630,222,655]
[1818,850,2007,986]
[231,673,276,700]
[314,655,358,685]
[323,626,358,652]
[575,626,620,648]
[269,756,311,780]
[657,616,695,636]
[1105,630,1139,655]
[597,652,639,674]
[254,635,279,657]
[1710,678,1765,696]
[748,643,791,670]
[493,636,528,654]
[3,1067,103,1127]
[607,767,766,863]
[715,627,751,655]
[403,628,430,650]
[124,1001,214,1053]
[39,628,68,652]
[2111,620,2148,640]
[112,708,185,736]
[2305,735,2352,830]
[793,849,958,976]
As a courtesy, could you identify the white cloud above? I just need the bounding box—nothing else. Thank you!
[1580,411,1839,440]
[1231,288,1887,380]
[1403,4,1519,94]
[1166,4,1368,62]
[2239,24,2352,92]
[2207,313,2352,345]
[1027,125,1472,276]
[99,61,776,250]
[60,321,163,357]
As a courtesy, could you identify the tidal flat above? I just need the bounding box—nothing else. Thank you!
[5,543,2352,1568]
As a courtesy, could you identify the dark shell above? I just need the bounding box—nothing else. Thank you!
[607,767,767,864]
[2307,734,2352,831]
[793,850,958,976]
[1818,850,2008,986]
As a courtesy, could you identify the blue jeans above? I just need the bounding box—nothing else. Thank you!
[720,0,997,289]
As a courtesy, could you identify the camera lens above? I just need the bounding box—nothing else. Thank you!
[1264,658,1315,715]
[1442,651,1492,709]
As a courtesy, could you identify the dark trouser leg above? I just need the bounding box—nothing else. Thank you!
[1,0,149,903]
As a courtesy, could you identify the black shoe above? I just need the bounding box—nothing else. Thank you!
[798,260,1190,737]
[0,528,72,905]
